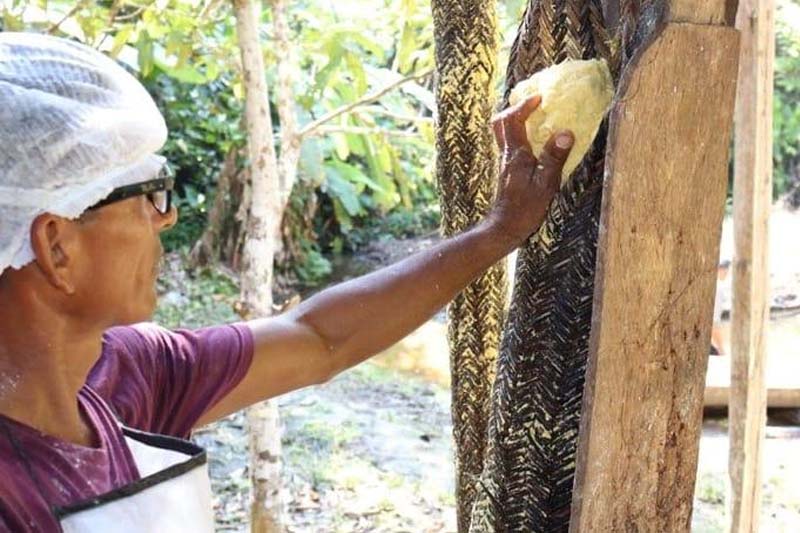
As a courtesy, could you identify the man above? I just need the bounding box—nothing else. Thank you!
[0,32,574,531]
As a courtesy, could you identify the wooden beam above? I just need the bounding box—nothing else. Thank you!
[705,353,800,408]
[729,0,775,531]
[670,0,728,24]
[569,17,740,533]
[707,387,800,409]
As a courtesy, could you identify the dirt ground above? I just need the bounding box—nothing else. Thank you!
[195,359,457,532]
[171,207,799,532]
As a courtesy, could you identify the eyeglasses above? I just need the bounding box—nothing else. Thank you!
[88,168,175,215]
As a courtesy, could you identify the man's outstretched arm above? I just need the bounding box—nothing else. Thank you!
[196,96,574,426]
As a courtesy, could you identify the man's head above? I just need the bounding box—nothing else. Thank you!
[1,182,178,326]
[0,32,175,325]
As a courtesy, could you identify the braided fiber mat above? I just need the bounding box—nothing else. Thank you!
[430,2,506,530]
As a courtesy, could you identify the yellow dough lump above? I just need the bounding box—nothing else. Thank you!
[508,58,614,182]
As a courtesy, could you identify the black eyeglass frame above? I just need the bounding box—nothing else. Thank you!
[88,176,175,215]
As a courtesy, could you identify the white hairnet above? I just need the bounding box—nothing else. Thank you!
[0,32,168,274]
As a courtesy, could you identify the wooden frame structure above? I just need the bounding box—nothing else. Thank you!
[429,0,775,529]
[729,0,774,530]
[566,0,775,530]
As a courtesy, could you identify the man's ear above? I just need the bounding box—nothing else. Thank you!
[29,214,78,295]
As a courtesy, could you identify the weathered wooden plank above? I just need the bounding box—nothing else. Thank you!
[569,21,740,532]
[729,0,775,530]
[670,0,728,24]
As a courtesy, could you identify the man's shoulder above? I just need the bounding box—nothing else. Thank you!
[90,321,254,437]
[102,321,169,349]
[99,322,194,365]
[89,323,169,406]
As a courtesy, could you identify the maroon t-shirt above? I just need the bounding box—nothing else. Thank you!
[0,322,254,532]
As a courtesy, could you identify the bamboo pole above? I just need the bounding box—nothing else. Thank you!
[728,0,775,531]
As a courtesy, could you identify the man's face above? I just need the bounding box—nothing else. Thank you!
[70,193,178,326]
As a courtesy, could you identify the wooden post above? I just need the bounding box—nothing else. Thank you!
[568,3,740,532]
[729,0,774,531]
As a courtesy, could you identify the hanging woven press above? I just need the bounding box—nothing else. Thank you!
[432,1,668,531]
[466,2,667,532]
[430,2,506,530]
[466,3,611,531]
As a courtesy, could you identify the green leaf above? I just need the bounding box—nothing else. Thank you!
[299,139,326,186]
[110,25,135,58]
[332,199,354,232]
[376,142,393,174]
[141,8,167,40]
[152,44,208,84]
[364,137,397,210]
[344,52,367,95]
[136,32,155,78]
[3,11,25,31]
[330,27,385,59]
[325,168,363,216]
[390,147,413,208]
[329,160,387,193]
[396,23,415,72]
[345,132,367,157]
[331,237,344,255]
[204,59,220,82]
[332,133,350,160]
[313,44,344,96]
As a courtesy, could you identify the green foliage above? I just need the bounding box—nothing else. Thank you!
[264,0,441,282]
[294,243,334,285]
[2,0,524,287]
[775,0,800,198]
[9,0,799,281]
[285,0,438,258]
[3,0,441,270]
[146,74,246,251]
[1,0,244,252]
[344,205,440,252]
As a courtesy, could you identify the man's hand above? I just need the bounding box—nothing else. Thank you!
[486,95,574,247]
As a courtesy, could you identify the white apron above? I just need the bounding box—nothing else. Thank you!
[56,427,215,532]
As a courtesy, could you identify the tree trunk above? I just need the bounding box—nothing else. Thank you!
[269,0,303,286]
[269,0,301,205]
[190,148,247,269]
[232,0,284,531]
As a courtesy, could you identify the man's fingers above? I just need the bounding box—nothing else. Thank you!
[492,95,541,157]
[533,130,574,190]
[502,95,540,151]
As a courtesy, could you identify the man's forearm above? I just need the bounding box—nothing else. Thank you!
[288,221,518,377]
[206,100,571,419]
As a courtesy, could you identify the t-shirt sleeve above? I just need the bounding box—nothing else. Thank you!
[87,322,254,438]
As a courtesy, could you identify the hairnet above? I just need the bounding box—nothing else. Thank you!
[0,32,168,274]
